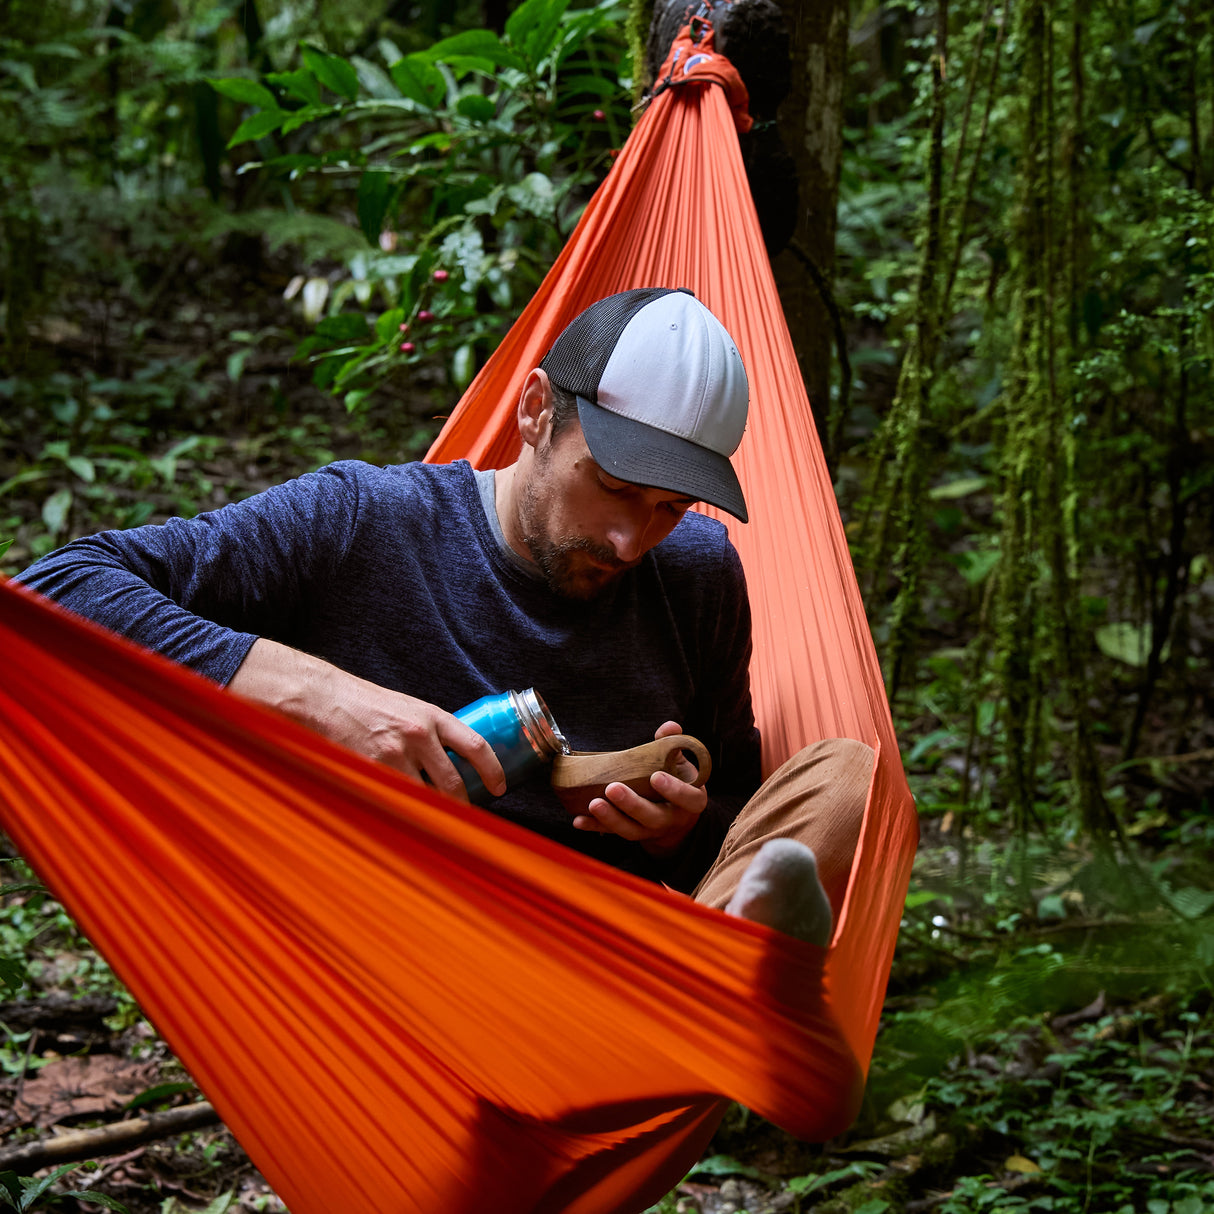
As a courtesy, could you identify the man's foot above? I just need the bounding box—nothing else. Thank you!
[724,839,833,946]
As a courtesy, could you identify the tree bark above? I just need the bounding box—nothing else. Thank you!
[770,0,849,465]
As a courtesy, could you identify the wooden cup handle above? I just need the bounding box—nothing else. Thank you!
[632,734,712,788]
[550,734,712,815]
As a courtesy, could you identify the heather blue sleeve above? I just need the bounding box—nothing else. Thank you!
[15,465,362,685]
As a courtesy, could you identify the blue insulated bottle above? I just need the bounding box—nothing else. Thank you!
[448,688,569,806]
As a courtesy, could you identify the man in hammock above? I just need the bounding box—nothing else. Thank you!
[17,287,870,947]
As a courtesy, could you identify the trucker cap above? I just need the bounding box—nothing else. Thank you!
[539,287,750,522]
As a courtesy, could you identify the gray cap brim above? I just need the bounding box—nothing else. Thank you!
[577,396,748,523]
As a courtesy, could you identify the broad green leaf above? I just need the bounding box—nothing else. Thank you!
[464,184,505,216]
[426,30,526,72]
[390,54,444,108]
[506,171,555,220]
[907,727,955,762]
[505,0,571,62]
[267,68,321,107]
[1169,887,1214,920]
[227,348,252,382]
[452,343,476,390]
[351,56,400,99]
[33,40,85,59]
[559,73,623,98]
[407,130,453,152]
[787,1162,883,1194]
[226,108,286,148]
[954,548,1000,586]
[301,45,359,101]
[315,313,369,342]
[0,59,38,91]
[280,105,334,136]
[0,537,12,561]
[1094,621,1155,667]
[208,76,277,110]
[334,352,372,386]
[687,1154,765,1180]
[164,436,203,461]
[0,956,26,994]
[456,93,496,122]
[18,1164,80,1207]
[0,1171,19,1209]
[0,468,49,498]
[41,487,72,534]
[125,1082,198,1111]
[60,1192,130,1211]
[357,170,395,245]
[1173,1195,1207,1214]
[65,455,95,482]
[375,307,406,341]
[439,225,486,285]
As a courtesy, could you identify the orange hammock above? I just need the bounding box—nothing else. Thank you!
[0,39,917,1214]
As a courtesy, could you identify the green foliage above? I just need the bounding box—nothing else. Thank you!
[845,0,1214,837]
[0,0,240,366]
[0,1166,130,1211]
[920,999,1214,1212]
[205,0,630,410]
[0,859,130,999]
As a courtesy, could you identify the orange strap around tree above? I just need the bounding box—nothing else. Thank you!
[0,27,917,1214]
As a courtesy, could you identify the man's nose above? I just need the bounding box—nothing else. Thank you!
[606,510,651,563]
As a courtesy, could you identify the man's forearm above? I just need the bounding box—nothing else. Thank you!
[227,637,342,733]
[227,639,507,800]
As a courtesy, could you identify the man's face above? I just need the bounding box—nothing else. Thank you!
[518,421,696,601]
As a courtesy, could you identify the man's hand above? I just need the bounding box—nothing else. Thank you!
[571,720,707,856]
[228,638,505,802]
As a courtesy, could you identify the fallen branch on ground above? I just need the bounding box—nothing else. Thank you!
[0,1102,221,1171]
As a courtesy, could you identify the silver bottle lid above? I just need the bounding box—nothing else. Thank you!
[509,688,570,761]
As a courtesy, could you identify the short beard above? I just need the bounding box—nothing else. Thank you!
[518,463,627,601]
[523,532,628,601]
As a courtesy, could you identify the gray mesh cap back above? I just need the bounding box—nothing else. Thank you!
[540,287,750,522]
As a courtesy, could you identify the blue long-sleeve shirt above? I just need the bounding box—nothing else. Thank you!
[17,459,761,889]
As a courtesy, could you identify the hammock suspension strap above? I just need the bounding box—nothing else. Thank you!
[649,20,754,134]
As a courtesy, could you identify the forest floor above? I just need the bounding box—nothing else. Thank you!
[3,244,1214,1213]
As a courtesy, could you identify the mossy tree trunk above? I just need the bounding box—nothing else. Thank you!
[770,0,849,466]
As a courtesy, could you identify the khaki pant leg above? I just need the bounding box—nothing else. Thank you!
[691,738,874,921]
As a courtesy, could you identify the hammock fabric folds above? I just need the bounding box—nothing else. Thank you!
[0,40,918,1214]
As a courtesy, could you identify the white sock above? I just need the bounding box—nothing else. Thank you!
[724,839,833,947]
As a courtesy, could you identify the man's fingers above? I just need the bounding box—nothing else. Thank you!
[650,769,706,810]
[436,718,507,797]
[580,794,649,841]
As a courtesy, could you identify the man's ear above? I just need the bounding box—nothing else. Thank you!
[516,368,552,450]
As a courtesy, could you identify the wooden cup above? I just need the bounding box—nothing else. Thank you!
[550,734,711,817]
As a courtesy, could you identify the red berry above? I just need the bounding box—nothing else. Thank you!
[399,341,416,354]
[417,309,435,323]
[398,322,409,333]
[433,269,449,283]
[609,148,620,158]
[592,109,606,121]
